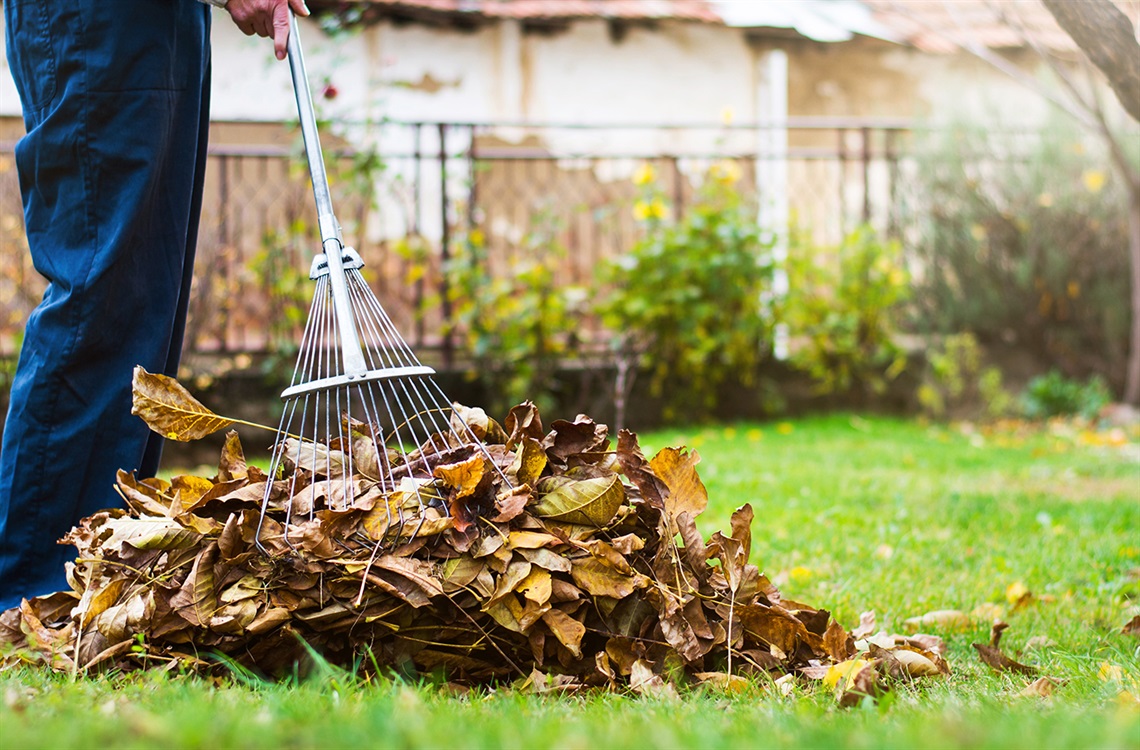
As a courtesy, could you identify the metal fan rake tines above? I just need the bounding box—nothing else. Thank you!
[258,15,502,553]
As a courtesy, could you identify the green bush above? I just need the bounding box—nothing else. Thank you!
[901,121,1133,394]
[598,163,774,419]
[1021,369,1111,420]
[447,211,588,415]
[781,226,910,396]
[917,332,1013,420]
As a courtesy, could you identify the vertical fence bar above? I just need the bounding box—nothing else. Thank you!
[861,126,872,225]
[885,128,899,239]
[413,123,425,348]
[218,153,231,352]
[467,124,479,230]
[670,156,683,218]
[438,122,453,369]
[837,128,848,235]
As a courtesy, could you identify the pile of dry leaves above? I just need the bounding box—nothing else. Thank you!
[0,370,951,700]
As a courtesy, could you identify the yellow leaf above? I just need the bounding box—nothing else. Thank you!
[649,447,708,522]
[824,658,872,690]
[433,454,486,498]
[506,531,561,550]
[532,475,624,527]
[1099,662,1124,684]
[516,567,552,606]
[1006,581,1032,608]
[130,366,234,442]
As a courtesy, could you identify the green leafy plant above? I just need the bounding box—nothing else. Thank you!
[447,210,589,414]
[917,332,1013,420]
[780,226,910,397]
[1021,369,1112,420]
[598,162,774,420]
[901,120,1133,393]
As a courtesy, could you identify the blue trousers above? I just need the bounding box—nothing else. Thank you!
[0,1,211,609]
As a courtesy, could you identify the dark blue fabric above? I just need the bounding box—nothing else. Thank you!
[0,0,211,609]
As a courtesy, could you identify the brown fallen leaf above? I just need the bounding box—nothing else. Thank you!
[973,622,1038,676]
[1122,615,1140,637]
[1019,676,1064,698]
[131,366,237,441]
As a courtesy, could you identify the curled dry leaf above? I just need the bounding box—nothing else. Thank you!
[130,366,235,442]
[1019,676,1064,698]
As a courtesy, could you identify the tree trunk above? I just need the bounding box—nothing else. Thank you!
[1127,184,1140,404]
[1041,0,1140,123]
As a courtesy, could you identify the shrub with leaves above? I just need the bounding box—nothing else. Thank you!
[900,121,1133,393]
[917,333,1013,421]
[448,213,589,416]
[1021,369,1112,420]
[599,165,774,420]
[780,226,910,397]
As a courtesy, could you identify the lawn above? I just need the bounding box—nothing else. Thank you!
[2,413,1138,750]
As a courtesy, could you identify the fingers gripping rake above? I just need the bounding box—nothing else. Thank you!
[257,14,504,554]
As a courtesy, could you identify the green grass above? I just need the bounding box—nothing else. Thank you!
[3,414,1139,749]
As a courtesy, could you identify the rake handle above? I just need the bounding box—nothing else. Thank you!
[287,12,368,376]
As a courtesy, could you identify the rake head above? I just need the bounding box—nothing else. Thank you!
[256,246,507,555]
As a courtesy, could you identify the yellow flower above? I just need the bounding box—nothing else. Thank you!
[710,159,742,185]
[632,197,668,222]
[632,163,656,187]
[1082,169,1106,193]
[777,422,794,435]
[468,228,485,247]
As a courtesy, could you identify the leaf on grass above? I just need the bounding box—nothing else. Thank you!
[629,659,677,699]
[1019,676,1064,698]
[532,475,625,527]
[972,626,1038,678]
[903,609,970,633]
[694,672,751,694]
[1122,615,1140,637]
[131,366,234,441]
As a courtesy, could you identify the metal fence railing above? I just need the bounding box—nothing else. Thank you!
[0,119,912,364]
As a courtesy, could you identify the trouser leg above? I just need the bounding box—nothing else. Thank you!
[0,0,211,609]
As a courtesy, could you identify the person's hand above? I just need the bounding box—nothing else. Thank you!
[225,0,311,61]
